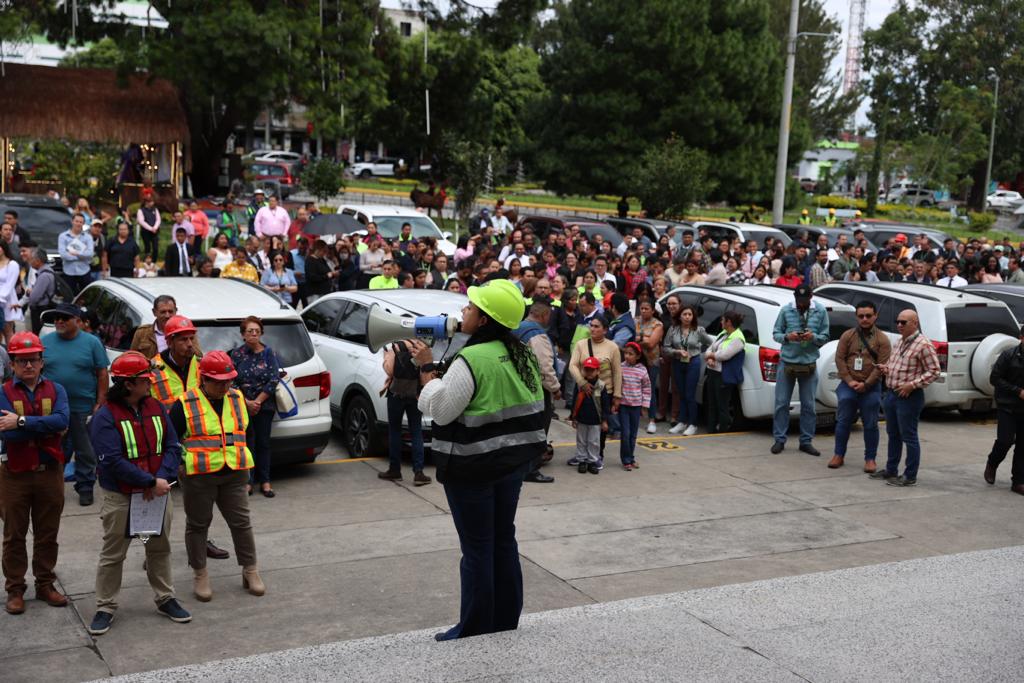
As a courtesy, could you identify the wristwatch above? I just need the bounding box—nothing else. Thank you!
[419,362,437,374]
[17,416,26,428]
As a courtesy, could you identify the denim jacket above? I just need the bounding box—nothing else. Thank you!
[772,301,830,365]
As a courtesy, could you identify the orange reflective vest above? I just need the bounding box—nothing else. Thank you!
[179,387,252,475]
[151,354,200,408]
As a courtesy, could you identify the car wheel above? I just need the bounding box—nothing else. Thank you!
[344,393,384,457]
[359,169,372,179]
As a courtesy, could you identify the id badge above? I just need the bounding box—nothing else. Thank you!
[853,357,864,372]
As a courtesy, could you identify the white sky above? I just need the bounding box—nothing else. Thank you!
[822,0,898,127]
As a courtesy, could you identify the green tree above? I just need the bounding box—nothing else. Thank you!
[443,135,505,230]
[300,158,346,202]
[27,138,121,201]
[531,0,784,201]
[59,36,124,68]
[629,135,713,219]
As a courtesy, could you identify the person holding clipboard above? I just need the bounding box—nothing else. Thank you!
[86,351,190,636]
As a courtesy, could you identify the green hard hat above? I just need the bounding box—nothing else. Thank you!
[467,279,525,329]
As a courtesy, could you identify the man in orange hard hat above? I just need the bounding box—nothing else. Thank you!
[0,332,71,615]
[150,314,228,561]
[167,351,265,602]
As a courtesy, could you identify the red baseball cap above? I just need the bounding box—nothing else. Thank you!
[583,356,601,370]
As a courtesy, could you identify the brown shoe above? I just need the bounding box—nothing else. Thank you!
[206,540,230,560]
[827,455,844,469]
[863,460,877,474]
[36,584,68,607]
[5,591,25,615]
[413,471,432,486]
[984,463,996,485]
[1012,484,1024,496]
[378,469,402,481]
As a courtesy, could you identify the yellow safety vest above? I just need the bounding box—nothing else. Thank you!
[150,355,201,408]
[179,387,253,475]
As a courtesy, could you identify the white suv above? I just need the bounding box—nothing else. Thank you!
[814,282,1020,413]
[658,285,856,428]
[68,278,334,465]
[336,204,456,257]
[299,289,467,457]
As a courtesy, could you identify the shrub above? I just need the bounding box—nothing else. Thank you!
[967,211,996,233]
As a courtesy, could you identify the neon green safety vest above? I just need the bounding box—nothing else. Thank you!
[430,340,546,483]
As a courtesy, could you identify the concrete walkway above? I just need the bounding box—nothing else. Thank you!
[99,545,1024,682]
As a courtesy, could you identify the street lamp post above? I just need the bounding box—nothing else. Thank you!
[771,0,833,225]
[983,68,1000,205]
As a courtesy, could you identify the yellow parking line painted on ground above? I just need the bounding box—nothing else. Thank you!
[551,430,751,449]
[310,456,384,466]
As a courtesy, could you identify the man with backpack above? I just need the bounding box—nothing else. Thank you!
[513,298,562,484]
[378,340,430,486]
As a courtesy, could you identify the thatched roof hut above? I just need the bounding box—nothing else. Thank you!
[0,63,188,144]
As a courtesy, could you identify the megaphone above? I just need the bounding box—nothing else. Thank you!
[365,303,461,354]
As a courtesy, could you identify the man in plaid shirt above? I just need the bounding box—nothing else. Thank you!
[871,310,941,487]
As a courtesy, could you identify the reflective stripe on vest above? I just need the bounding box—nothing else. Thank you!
[180,388,252,475]
[151,356,200,408]
[117,416,165,460]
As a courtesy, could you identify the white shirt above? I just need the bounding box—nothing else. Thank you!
[504,254,530,270]
[491,215,513,234]
[178,242,190,275]
[935,275,968,288]
[155,325,168,353]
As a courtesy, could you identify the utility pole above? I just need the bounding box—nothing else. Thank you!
[424,12,431,138]
[771,0,800,226]
[983,69,1000,204]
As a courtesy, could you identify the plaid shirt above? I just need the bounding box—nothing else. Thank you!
[881,332,941,390]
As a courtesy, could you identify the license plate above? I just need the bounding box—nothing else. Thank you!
[816,412,837,428]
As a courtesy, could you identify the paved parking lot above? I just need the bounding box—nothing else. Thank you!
[2,411,1023,681]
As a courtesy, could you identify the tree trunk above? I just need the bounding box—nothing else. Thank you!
[181,93,241,197]
[967,161,987,212]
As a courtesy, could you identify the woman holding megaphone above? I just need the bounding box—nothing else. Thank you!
[407,278,545,642]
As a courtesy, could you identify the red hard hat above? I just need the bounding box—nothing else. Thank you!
[893,233,908,244]
[164,315,197,339]
[111,351,155,380]
[8,331,44,356]
[199,350,237,380]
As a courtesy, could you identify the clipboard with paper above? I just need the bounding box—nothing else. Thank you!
[128,492,168,538]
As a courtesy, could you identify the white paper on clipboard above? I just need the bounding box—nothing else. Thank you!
[129,493,167,537]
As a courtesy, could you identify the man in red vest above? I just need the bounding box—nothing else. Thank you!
[0,332,70,615]
[85,351,190,635]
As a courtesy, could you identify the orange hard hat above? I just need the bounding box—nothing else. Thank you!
[199,350,237,380]
[8,331,44,356]
[111,351,155,380]
[164,315,197,339]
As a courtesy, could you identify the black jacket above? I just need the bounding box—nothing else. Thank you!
[162,242,192,276]
[991,344,1024,412]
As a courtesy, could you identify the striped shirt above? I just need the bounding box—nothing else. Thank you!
[620,362,652,408]
[881,332,941,390]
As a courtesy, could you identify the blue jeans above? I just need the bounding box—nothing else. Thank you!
[618,405,642,464]
[834,382,882,459]
[67,412,96,494]
[246,409,274,485]
[387,395,424,472]
[646,365,659,414]
[438,463,528,640]
[672,357,701,426]
[884,389,925,479]
[772,362,819,445]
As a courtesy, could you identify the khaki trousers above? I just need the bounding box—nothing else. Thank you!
[0,463,64,594]
[95,489,175,613]
[180,468,256,570]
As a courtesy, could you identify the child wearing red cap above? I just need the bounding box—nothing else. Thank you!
[569,357,611,474]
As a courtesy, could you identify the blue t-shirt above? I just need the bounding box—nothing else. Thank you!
[41,331,109,413]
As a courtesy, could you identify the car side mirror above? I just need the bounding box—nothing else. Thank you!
[442,231,452,240]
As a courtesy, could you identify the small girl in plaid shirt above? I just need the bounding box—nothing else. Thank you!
[619,342,652,470]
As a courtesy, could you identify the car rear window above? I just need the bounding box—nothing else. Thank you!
[826,309,856,341]
[195,320,315,368]
[0,203,70,251]
[945,305,1019,342]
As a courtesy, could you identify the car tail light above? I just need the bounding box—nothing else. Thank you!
[759,347,780,382]
[932,341,948,373]
[294,371,331,399]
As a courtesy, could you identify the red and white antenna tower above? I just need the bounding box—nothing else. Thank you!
[842,0,868,95]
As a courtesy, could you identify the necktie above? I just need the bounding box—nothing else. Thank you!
[180,244,189,275]
[947,278,952,288]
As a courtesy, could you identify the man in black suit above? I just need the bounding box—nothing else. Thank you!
[163,227,193,276]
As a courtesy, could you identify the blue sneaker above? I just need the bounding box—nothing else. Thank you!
[566,456,580,466]
[88,611,114,635]
[156,598,192,623]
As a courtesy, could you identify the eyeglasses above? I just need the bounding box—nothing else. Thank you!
[244,329,261,335]
[895,320,911,326]
[856,314,875,320]
[52,314,72,322]
[14,358,42,366]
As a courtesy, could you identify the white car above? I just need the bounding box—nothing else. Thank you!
[245,150,304,164]
[336,204,456,257]
[658,285,856,428]
[687,221,793,249]
[348,157,399,179]
[300,289,467,457]
[63,278,333,465]
[815,282,1020,413]
[986,190,1023,210]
